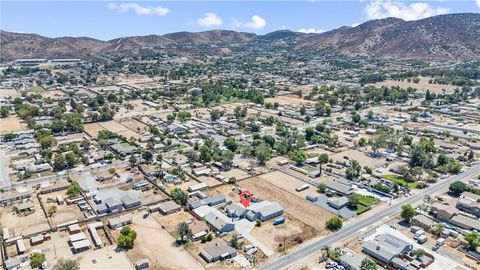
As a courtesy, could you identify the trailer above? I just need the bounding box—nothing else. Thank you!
[296,184,310,192]
[273,217,285,226]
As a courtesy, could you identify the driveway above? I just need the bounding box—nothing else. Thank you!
[235,219,275,257]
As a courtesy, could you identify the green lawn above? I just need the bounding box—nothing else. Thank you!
[31,85,45,94]
[349,193,379,215]
[382,174,418,189]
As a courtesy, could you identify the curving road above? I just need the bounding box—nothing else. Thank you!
[260,165,480,270]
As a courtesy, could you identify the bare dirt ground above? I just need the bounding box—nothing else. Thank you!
[39,191,85,226]
[127,212,204,270]
[258,171,314,199]
[240,177,333,231]
[220,168,250,181]
[197,176,222,187]
[331,149,387,168]
[0,88,21,99]
[98,120,129,133]
[250,212,317,253]
[0,196,50,236]
[0,117,28,134]
[372,77,457,94]
[118,119,149,134]
[41,90,65,99]
[79,245,134,270]
[83,123,106,139]
[265,95,314,105]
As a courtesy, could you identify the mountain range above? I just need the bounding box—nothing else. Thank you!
[1,13,479,62]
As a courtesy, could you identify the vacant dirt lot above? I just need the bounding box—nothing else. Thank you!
[127,212,203,270]
[265,95,314,105]
[0,196,50,236]
[240,177,333,231]
[39,190,85,226]
[0,88,20,99]
[258,171,314,199]
[83,123,106,138]
[0,117,28,134]
[372,77,457,94]
[79,245,134,270]
[119,119,148,133]
[251,212,317,253]
[331,149,387,168]
[98,120,129,133]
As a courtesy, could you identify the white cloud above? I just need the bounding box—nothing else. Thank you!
[298,28,325,34]
[243,15,267,30]
[476,0,480,9]
[364,0,449,21]
[350,22,361,27]
[108,2,169,16]
[196,12,223,27]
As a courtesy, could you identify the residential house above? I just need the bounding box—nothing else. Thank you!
[189,221,209,241]
[204,211,235,234]
[188,194,226,210]
[108,214,133,229]
[430,203,458,221]
[411,215,436,232]
[340,252,368,270]
[199,239,237,263]
[245,201,283,222]
[449,215,480,232]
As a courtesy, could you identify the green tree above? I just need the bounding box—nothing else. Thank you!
[348,194,360,208]
[358,137,367,147]
[117,226,137,249]
[230,233,239,249]
[326,216,343,231]
[401,204,415,223]
[346,160,362,180]
[449,181,468,196]
[255,144,272,165]
[171,187,188,205]
[360,257,377,270]
[317,183,327,193]
[177,221,190,243]
[30,253,46,269]
[465,232,480,251]
[290,150,307,165]
[66,182,81,197]
[414,248,425,258]
[318,153,329,175]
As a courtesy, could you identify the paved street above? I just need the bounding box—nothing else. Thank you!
[260,164,480,270]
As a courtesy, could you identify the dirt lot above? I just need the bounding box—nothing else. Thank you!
[0,88,21,99]
[98,120,129,133]
[331,149,387,168]
[220,168,251,181]
[258,171,314,199]
[0,117,28,134]
[197,176,222,187]
[240,177,333,231]
[0,196,50,236]
[41,90,66,99]
[251,212,317,253]
[118,119,149,134]
[125,212,204,270]
[264,95,314,105]
[79,245,134,270]
[372,77,457,94]
[83,123,106,138]
[39,190,85,226]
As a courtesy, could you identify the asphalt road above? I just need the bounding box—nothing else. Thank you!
[260,164,480,270]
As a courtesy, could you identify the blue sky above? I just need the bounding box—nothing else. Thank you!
[1,1,479,40]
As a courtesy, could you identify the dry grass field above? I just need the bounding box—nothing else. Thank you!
[0,117,28,134]
[372,77,457,94]
[83,123,106,138]
[240,176,333,231]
